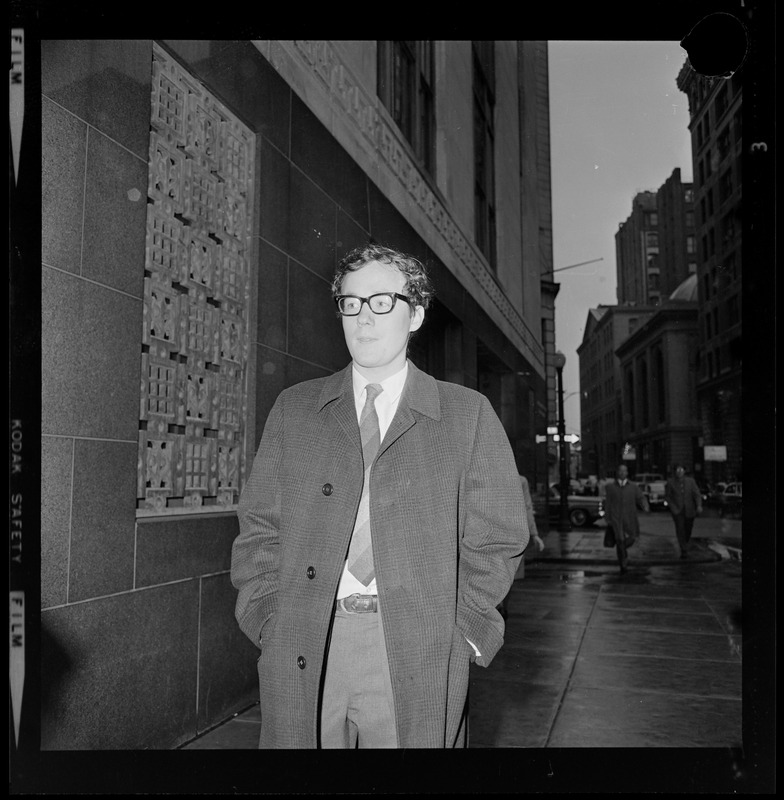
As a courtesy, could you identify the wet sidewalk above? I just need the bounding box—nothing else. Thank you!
[181,513,743,754]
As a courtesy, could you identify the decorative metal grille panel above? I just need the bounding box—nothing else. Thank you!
[137,44,255,515]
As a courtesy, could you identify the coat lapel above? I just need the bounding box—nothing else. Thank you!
[318,360,441,457]
[379,360,441,456]
[317,364,362,452]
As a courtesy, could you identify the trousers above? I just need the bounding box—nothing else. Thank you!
[672,513,696,553]
[319,605,397,748]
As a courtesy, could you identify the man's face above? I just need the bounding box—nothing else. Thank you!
[616,465,628,481]
[339,260,424,381]
[675,466,685,478]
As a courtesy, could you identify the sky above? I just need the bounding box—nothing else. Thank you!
[547,40,694,437]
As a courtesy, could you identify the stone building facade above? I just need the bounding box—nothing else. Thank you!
[39,40,555,748]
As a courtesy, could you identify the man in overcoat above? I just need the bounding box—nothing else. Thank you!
[604,463,650,573]
[230,244,528,748]
[664,464,703,558]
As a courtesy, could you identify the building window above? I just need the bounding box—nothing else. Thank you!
[472,40,496,267]
[377,41,435,174]
[137,44,255,516]
[685,210,695,228]
[686,234,696,255]
[715,84,728,119]
[718,126,732,161]
[721,213,736,248]
[719,168,734,204]
[688,261,697,274]
[727,294,740,327]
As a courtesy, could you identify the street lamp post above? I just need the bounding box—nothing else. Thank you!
[553,351,572,532]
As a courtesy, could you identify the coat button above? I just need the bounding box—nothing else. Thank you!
[297,656,306,669]
[306,566,316,579]
[322,483,333,496]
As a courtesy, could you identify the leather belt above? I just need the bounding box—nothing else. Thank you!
[336,593,378,613]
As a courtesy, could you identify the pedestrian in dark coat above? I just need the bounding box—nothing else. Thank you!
[664,464,703,558]
[231,244,528,749]
[603,463,649,573]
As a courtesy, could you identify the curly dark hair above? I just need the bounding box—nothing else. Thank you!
[331,243,434,312]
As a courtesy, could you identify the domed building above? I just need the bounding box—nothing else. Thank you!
[668,272,698,302]
[614,273,702,480]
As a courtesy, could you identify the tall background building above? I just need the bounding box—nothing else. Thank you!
[38,40,556,748]
[677,61,743,484]
[580,168,695,480]
[579,58,743,488]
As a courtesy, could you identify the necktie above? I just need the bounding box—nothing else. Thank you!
[346,383,383,586]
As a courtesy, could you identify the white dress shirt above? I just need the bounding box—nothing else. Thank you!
[336,363,408,599]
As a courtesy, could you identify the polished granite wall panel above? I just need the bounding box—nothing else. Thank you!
[287,168,337,281]
[82,130,147,297]
[41,267,142,440]
[255,240,289,351]
[196,574,260,734]
[336,206,372,257]
[366,179,424,261]
[135,514,239,588]
[41,580,200,750]
[69,439,137,602]
[40,435,74,609]
[287,260,346,371]
[41,40,152,160]
[258,138,291,252]
[41,97,86,273]
[290,95,370,232]
[252,346,334,450]
[161,40,292,156]
[253,346,288,441]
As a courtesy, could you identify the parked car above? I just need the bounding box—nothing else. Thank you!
[709,482,743,517]
[532,484,605,528]
[634,472,664,484]
[639,480,668,510]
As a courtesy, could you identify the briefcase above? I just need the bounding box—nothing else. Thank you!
[603,526,616,548]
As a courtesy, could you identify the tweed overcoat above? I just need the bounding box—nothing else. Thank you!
[604,480,649,544]
[231,361,528,748]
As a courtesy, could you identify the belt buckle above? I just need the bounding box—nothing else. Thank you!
[342,593,377,613]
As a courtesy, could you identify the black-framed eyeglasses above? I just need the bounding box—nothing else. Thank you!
[334,293,412,316]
